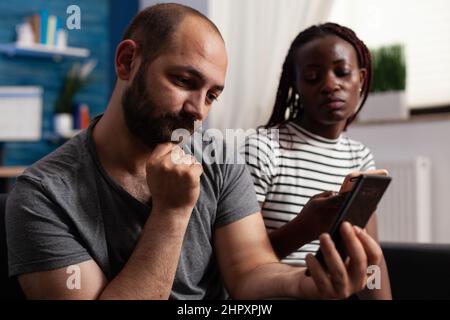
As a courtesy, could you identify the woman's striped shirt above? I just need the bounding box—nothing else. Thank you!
[241,121,376,266]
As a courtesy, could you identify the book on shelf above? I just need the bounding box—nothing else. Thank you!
[16,10,67,49]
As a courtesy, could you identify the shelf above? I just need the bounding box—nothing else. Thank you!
[0,43,90,61]
[0,166,26,178]
[42,129,81,143]
[354,113,450,127]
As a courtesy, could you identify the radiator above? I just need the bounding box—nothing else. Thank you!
[375,157,432,243]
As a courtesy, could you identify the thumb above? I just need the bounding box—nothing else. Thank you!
[321,193,346,209]
[311,191,336,200]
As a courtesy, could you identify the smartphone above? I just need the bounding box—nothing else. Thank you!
[312,174,392,270]
[339,169,389,193]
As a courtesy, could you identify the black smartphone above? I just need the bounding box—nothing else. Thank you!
[312,174,392,270]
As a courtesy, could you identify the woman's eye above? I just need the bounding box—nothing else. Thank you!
[336,69,352,77]
[303,72,319,82]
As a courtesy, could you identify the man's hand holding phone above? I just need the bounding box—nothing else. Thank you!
[298,221,383,299]
[313,173,391,265]
[304,171,390,286]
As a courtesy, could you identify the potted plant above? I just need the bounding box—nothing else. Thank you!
[357,44,407,122]
[54,59,97,137]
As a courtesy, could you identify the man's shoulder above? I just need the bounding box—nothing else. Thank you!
[22,130,91,186]
[8,129,100,223]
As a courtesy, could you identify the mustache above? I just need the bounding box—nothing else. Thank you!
[164,112,197,133]
[150,111,197,138]
[144,111,197,145]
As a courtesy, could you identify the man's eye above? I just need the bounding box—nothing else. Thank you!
[175,76,191,86]
[206,93,218,104]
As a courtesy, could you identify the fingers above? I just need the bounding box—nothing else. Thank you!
[170,146,184,163]
[151,142,178,159]
[147,144,203,181]
[150,143,201,165]
[305,253,334,299]
[318,233,350,297]
[190,161,204,178]
[340,222,368,291]
[353,226,383,267]
[151,143,199,167]
[310,191,344,208]
[306,223,383,299]
[171,146,198,165]
[311,191,336,200]
[321,193,345,209]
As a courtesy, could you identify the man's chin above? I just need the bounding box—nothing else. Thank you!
[169,127,195,145]
[135,129,194,149]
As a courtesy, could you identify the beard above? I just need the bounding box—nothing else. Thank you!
[121,64,197,149]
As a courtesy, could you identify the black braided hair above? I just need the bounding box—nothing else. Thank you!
[265,22,372,130]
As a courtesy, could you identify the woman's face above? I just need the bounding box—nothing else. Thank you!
[294,35,366,136]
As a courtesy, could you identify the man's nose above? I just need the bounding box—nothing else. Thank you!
[184,92,207,121]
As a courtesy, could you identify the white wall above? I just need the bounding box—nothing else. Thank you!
[330,0,450,109]
[348,118,450,243]
[139,0,208,14]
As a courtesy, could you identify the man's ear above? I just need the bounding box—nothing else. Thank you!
[115,40,139,81]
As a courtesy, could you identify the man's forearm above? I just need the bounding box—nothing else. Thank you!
[229,262,305,300]
[99,207,191,299]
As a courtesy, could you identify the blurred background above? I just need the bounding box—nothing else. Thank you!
[0,0,449,245]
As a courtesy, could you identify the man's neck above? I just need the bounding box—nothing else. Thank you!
[93,96,151,178]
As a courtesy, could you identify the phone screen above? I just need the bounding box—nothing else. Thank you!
[313,174,391,268]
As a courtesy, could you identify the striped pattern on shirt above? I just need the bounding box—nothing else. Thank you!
[241,122,376,266]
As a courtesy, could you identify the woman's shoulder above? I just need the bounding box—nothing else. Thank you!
[340,135,370,149]
[242,127,285,164]
[244,127,282,148]
[339,135,375,161]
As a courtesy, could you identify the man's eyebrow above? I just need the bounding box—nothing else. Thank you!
[174,66,224,91]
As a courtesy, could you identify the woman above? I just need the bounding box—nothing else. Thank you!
[242,22,391,299]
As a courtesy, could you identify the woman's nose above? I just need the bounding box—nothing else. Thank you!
[322,72,340,94]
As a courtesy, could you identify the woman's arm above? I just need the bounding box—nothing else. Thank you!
[267,191,344,259]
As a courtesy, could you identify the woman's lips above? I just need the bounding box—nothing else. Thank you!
[322,100,345,110]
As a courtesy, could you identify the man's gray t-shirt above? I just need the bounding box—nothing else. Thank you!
[5,117,260,299]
